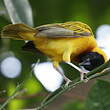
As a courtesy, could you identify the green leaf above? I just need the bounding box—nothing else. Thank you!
[86,80,110,110]
[3,0,33,26]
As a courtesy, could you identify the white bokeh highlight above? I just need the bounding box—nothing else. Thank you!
[96,24,110,59]
[0,56,22,78]
[33,62,63,92]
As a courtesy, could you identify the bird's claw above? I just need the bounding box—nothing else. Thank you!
[65,78,72,87]
[80,70,88,81]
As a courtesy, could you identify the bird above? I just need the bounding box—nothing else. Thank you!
[1,21,108,85]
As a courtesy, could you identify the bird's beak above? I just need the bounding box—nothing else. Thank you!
[79,60,91,66]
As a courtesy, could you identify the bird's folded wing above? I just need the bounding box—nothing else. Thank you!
[35,24,91,38]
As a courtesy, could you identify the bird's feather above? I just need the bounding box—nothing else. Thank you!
[35,22,92,38]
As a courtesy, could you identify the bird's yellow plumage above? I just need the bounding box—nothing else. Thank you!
[34,36,97,67]
[1,21,108,85]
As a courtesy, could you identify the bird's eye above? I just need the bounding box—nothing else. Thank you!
[79,52,105,71]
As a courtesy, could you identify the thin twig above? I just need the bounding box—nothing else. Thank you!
[0,59,40,110]
[0,92,47,103]
[35,60,110,110]
[0,85,26,110]
[1,60,110,110]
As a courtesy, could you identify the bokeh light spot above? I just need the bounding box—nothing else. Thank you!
[34,62,63,92]
[0,56,22,78]
[96,25,110,58]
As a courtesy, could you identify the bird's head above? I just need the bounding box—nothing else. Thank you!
[79,47,108,71]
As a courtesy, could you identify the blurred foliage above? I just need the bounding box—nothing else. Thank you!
[61,100,85,110]
[3,0,33,26]
[0,0,110,110]
[61,79,110,110]
[86,79,110,110]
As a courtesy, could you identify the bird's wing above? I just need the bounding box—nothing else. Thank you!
[35,23,92,38]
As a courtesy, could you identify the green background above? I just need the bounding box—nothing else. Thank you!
[0,0,110,110]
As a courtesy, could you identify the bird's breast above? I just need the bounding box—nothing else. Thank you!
[34,36,97,60]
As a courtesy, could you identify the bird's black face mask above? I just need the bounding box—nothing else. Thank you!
[79,52,105,71]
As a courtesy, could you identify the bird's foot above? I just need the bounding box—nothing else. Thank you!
[80,70,89,82]
[64,77,72,87]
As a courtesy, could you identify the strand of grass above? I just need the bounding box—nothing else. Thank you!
[40,60,110,105]
[37,80,83,110]
[1,60,110,110]
[41,92,53,106]
[0,84,26,110]
[0,60,40,110]
[36,60,110,110]
[37,70,110,110]
[86,67,110,80]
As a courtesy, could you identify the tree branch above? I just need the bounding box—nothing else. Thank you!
[1,60,110,110]
[35,60,110,110]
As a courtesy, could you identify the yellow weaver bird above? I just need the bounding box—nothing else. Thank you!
[1,21,108,85]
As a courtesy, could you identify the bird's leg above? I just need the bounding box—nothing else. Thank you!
[55,67,72,86]
[65,62,88,80]
[53,61,72,86]
[63,50,88,80]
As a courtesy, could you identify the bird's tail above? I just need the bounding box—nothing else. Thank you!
[1,24,36,40]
